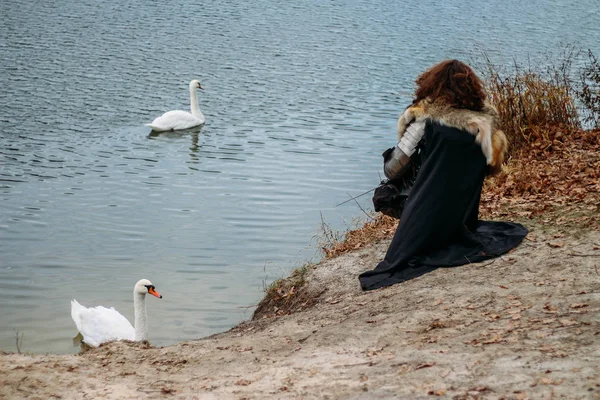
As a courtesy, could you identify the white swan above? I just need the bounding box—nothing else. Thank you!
[71,279,162,347]
[146,80,205,131]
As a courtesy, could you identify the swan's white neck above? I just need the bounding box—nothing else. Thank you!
[189,85,204,120]
[133,292,148,341]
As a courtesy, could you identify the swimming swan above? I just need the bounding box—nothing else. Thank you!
[71,279,162,347]
[146,80,205,131]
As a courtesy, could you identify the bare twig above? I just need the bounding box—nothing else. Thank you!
[334,361,378,368]
[350,193,375,221]
[238,304,259,309]
[335,186,377,207]
[13,329,23,354]
[567,252,600,257]
[477,259,498,268]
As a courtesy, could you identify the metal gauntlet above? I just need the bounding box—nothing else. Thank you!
[383,121,426,180]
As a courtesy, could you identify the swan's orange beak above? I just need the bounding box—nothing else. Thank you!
[198,83,204,90]
[148,287,162,299]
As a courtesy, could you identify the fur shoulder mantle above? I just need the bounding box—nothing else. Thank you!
[397,99,507,175]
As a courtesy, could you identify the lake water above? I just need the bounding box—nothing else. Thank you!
[1,0,598,354]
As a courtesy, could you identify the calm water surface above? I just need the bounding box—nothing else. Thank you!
[1,0,598,353]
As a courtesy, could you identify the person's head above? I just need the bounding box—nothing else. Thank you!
[414,60,486,111]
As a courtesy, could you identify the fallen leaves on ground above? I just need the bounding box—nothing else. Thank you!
[481,127,600,230]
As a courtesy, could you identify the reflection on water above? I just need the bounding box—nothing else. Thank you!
[148,126,206,168]
[1,0,599,354]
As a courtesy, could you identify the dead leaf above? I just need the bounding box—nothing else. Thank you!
[558,318,578,326]
[235,379,252,386]
[415,362,436,370]
[482,334,506,344]
[547,241,565,248]
[427,389,446,396]
[569,303,588,309]
[540,377,564,385]
[514,392,529,400]
[427,321,446,330]
[543,303,558,313]
[365,347,383,357]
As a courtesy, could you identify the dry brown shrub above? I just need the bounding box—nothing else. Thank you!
[253,264,318,319]
[320,214,398,259]
[576,49,600,129]
[482,52,580,152]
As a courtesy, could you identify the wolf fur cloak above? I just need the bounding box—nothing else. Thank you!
[359,99,528,291]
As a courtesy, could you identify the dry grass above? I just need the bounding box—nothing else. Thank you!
[253,263,317,319]
[577,49,600,129]
[481,52,580,151]
[318,213,398,259]
[481,48,599,151]
[253,215,398,319]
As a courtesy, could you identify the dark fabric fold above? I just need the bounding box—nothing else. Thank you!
[359,122,528,291]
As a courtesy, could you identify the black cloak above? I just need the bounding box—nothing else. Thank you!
[359,121,528,291]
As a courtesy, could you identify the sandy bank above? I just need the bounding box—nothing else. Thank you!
[1,224,599,399]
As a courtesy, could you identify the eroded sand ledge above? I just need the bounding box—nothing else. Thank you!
[1,227,599,399]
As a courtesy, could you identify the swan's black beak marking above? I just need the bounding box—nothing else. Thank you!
[198,84,204,90]
[145,284,163,299]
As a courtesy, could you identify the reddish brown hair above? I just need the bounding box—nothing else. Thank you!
[414,60,486,111]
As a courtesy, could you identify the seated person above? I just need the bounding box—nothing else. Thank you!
[360,60,528,291]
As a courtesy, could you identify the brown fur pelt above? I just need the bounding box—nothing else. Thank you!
[397,98,507,175]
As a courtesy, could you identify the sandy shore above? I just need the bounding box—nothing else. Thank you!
[1,226,599,400]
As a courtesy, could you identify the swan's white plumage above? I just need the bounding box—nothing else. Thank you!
[146,79,205,131]
[71,299,134,347]
[71,278,161,347]
[147,110,204,131]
